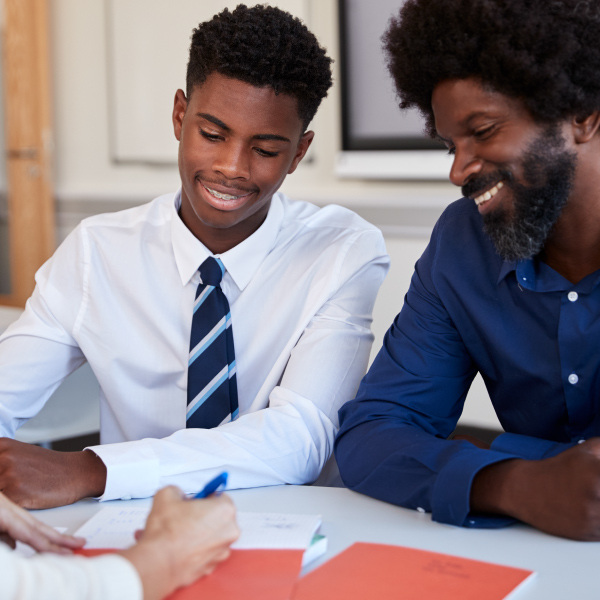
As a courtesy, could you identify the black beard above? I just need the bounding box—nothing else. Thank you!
[465,126,577,261]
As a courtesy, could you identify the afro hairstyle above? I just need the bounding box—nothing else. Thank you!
[186,4,333,130]
[383,0,600,136]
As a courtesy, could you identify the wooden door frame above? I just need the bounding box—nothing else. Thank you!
[1,0,55,307]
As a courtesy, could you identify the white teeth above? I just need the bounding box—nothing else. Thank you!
[474,181,504,206]
[205,186,244,201]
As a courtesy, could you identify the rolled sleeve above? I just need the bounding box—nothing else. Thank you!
[490,432,577,460]
[432,446,517,528]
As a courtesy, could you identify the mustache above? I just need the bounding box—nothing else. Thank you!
[462,169,513,199]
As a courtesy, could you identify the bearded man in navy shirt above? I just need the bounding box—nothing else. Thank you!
[335,0,600,541]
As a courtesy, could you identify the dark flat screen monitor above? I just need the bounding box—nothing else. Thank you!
[336,0,451,179]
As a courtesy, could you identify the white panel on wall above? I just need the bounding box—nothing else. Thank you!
[107,0,310,165]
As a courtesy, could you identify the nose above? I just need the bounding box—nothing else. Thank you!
[213,142,250,181]
[448,141,482,187]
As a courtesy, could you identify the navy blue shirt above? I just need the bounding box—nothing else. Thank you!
[335,197,600,528]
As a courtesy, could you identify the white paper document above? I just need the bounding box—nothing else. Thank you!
[73,506,150,550]
[74,505,321,551]
[233,512,321,550]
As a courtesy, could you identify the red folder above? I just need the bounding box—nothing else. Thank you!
[291,542,534,600]
[78,548,304,600]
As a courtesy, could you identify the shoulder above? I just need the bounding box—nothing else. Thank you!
[419,196,502,286]
[71,193,177,257]
[429,196,492,254]
[78,192,174,233]
[436,196,479,230]
[276,193,386,252]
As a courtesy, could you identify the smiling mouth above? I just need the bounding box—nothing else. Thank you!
[203,185,251,201]
[473,181,504,206]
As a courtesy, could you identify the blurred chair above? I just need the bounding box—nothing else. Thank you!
[0,306,100,448]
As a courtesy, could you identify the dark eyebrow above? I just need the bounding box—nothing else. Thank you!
[435,110,499,144]
[197,113,229,131]
[465,111,495,127]
[254,133,291,143]
[197,112,291,143]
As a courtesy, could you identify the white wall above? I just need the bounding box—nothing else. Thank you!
[49,0,459,207]
[18,0,500,430]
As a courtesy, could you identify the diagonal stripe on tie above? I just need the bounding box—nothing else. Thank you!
[187,364,229,418]
[193,285,214,314]
[189,314,229,365]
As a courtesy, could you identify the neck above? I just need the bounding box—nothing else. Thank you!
[541,241,600,285]
[178,204,269,255]
[541,181,600,284]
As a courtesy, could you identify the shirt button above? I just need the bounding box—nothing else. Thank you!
[568,373,579,385]
[568,291,578,302]
[416,507,425,513]
[578,439,586,444]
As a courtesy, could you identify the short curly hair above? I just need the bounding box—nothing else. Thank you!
[383,0,600,136]
[186,4,333,130]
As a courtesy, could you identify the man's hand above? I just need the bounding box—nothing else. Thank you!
[0,438,107,509]
[471,438,600,540]
[0,491,85,552]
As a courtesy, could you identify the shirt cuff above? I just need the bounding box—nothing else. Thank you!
[490,432,576,460]
[86,443,160,501]
[431,448,517,529]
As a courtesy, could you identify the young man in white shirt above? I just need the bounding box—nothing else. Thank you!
[0,4,389,507]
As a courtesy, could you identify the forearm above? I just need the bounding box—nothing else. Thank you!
[336,419,516,527]
[120,542,174,600]
[90,397,335,500]
[471,440,600,540]
[491,432,578,459]
[0,440,107,509]
[470,458,525,518]
[3,549,142,600]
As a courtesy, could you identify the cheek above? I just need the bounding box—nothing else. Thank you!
[252,162,288,191]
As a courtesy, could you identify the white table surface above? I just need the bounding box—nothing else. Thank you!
[30,484,600,599]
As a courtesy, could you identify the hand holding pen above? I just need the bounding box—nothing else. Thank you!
[194,472,228,499]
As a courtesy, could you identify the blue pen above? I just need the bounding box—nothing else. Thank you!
[193,472,228,499]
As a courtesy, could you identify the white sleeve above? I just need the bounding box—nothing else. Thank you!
[90,230,390,500]
[2,545,142,600]
[0,227,87,438]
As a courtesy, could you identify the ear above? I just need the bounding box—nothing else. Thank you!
[287,131,315,175]
[172,89,188,142]
[572,111,600,144]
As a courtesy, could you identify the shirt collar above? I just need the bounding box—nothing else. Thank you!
[497,259,518,285]
[497,253,600,293]
[497,256,556,291]
[170,189,284,290]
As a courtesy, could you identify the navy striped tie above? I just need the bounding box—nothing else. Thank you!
[186,256,239,428]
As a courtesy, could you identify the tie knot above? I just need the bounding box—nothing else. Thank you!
[199,256,224,286]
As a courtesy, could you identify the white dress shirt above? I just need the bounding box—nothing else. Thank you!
[0,191,389,500]
[2,544,142,600]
